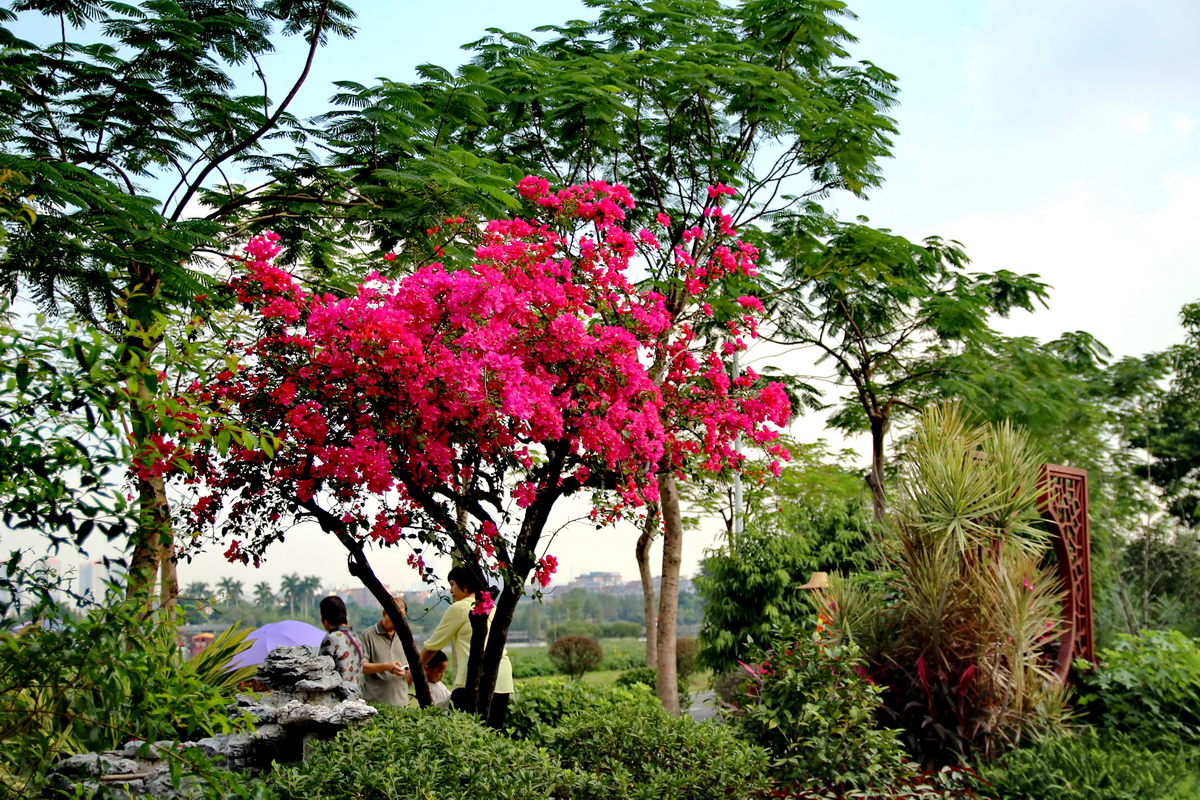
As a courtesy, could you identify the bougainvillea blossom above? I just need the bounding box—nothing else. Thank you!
[178,176,788,713]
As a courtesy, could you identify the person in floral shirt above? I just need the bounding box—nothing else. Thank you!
[318,595,364,691]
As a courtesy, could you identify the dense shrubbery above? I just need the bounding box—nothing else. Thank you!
[976,729,1200,800]
[601,621,644,638]
[1076,628,1200,740]
[818,408,1072,765]
[615,666,691,708]
[503,677,660,742]
[0,599,246,797]
[548,635,604,679]
[265,689,770,800]
[723,627,909,792]
[546,703,771,800]
[676,636,698,678]
[266,706,568,799]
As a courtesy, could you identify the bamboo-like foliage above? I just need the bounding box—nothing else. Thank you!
[815,404,1073,764]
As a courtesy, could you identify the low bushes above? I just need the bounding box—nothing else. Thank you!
[547,703,771,800]
[265,705,569,800]
[976,729,1200,800]
[265,687,771,800]
[615,666,691,708]
[503,676,660,742]
[1076,628,1200,741]
[722,627,909,792]
[548,635,603,679]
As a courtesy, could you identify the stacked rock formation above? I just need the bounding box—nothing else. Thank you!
[45,645,378,797]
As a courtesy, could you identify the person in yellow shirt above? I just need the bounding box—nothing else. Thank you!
[420,566,513,728]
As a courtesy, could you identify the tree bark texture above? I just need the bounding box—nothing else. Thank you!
[867,415,889,521]
[636,505,659,669]
[655,471,683,715]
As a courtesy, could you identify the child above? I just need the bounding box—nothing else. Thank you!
[409,649,452,708]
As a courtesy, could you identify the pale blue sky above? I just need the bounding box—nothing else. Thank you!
[10,1,1200,596]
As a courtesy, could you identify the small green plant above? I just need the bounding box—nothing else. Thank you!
[504,677,660,743]
[615,666,691,708]
[976,728,1199,800]
[676,637,698,678]
[545,703,771,800]
[1076,628,1200,740]
[183,622,257,691]
[548,635,604,680]
[266,705,568,799]
[723,626,909,791]
[0,599,243,798]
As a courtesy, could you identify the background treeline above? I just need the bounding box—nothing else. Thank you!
[182,580,701,643]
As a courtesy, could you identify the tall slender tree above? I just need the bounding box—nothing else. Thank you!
[0,0,356,607]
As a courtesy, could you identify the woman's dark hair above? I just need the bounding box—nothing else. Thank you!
[320,594,348,626]
[446,566,477,594]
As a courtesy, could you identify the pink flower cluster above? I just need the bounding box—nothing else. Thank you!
[184,176,789,586]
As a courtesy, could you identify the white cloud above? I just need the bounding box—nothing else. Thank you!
[1129,112,1152,133]
[935,171,1200,358]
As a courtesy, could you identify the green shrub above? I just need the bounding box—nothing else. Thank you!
[615,666,690,708]
[548,635,603,679]
[265,705,568,800]
[504,677,660,742]
[723,627,908,791]
[676,637,698,678]
[0,599,243,797]
[545,703,771,800]
[976,728,1199,800]
[600,621,643,639]
[1077,629,1200,740]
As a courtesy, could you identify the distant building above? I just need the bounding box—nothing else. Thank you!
[336,585,392,608]
[564,571,624,593]
[562,572,695,596]
[75,560,109,602]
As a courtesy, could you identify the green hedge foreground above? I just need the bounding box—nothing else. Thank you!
[265,701,770,800]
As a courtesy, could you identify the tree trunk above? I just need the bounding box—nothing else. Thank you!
[866,414,890,521]
[126,474,170,603]
[298,498,432,706]
[159,532,178,608]
[636,506,658,669]
[655,471,683,715]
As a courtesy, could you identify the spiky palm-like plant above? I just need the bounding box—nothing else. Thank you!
[815,404,1072,765]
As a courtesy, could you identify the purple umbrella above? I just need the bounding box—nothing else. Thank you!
[228,619,326,670]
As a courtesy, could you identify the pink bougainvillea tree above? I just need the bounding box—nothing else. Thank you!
[178,177,789,714]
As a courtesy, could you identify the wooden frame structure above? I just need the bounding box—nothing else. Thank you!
[1038,464,1095,682]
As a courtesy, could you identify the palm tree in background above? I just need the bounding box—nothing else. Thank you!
[280,574,302,617]
[217,578,244,608]
[299,576,323,618]
[182,582,210,601]
[253,581,276,609]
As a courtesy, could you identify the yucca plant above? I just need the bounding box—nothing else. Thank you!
[183,623,257,692]
[814,404,1073,766]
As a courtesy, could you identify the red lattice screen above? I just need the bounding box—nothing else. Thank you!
[1038,464,1095,682]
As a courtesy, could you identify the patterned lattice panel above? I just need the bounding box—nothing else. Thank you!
[1038,464,1095,681]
